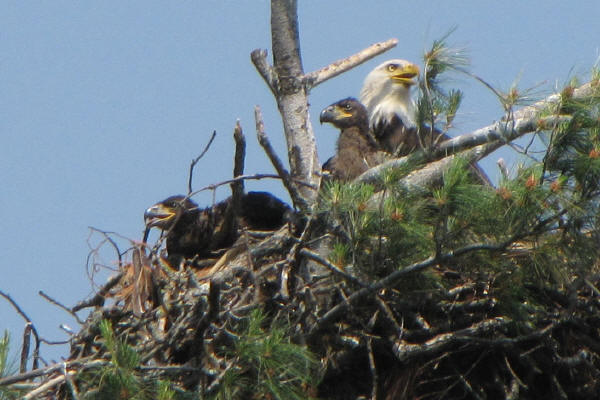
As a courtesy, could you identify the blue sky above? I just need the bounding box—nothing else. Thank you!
[2,1,599,364]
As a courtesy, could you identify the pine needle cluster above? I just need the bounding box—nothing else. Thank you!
[210,309,319,400]
[79,320,180,400]
[0,332,21,400]
[319,34,600,322]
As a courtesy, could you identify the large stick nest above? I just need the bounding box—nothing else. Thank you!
[6,208,599,399]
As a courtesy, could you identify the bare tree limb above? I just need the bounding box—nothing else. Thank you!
[22,373,72,400]
[356,113,572,188]
[255,105,307,210]
[189,173,316,201]
[71,272,123,312]
[232,120,246,197]
[20,323,32,373]
[250,49,277,95]
[303,38,398,89]
[224,121,246,242]
[366,338,378,400]
[355,79,599,188]
[39,290,84,325]
[299,248,366,288]
[268,0,320,204]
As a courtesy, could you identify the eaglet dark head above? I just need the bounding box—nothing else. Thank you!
[320,97,387,182]
[144,192,292,265]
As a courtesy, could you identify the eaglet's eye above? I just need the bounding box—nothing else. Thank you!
[387,64,397,72]
[344,103,352,111]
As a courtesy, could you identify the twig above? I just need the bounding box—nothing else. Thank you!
[189,173,316,200]
[367,338,378,400]
[137,365,202,373]
[22,373,70,400]
[299,248,367,288]
[39,290,84,325]
[20,323,32,373]
[375,296,403,336]
[188,130,217,194]
[0,290,42,371]
[86,227,125,273]
[250,49,278,95]
[232,120,246,198]
[392,317,511,362]
[255,105,308,210]
[0,290,33,324]
[303,38,398,89]
[62,362,80,400]
[0,357,85,385]
[71,272,123,312]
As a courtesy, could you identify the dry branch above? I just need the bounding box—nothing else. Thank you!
[39,290,84,325]
[250,49,277,95]
[71,272,123,312]
[188,130,217,194]
[255,105,307,210]
[265,0,320,203]
[303,38,398,89]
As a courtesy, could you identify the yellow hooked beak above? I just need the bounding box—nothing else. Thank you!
[144,203,177,229]
[389,63,419,86]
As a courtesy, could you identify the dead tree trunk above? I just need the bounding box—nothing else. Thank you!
[258,0,320,206]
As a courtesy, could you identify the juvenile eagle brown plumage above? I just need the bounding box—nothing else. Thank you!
[319,97,388,181]
[144,191,292,265]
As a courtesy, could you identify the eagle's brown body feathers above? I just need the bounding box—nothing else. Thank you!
[320,98,387,181]
[144,192,292,264]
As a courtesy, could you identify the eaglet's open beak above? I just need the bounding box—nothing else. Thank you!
[390,63,419,86]
[144,203,177,229]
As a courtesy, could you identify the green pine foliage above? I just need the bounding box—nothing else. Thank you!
[210,309,319,400]
[418,29,468,133]
[79,320,183,400]
[318,35,600,323]
[0,331,21,400]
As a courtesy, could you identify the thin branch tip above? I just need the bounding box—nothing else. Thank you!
[304,38,399,89]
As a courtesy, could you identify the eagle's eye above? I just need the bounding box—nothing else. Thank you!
[344,104,352,111]
[387,64,397,72]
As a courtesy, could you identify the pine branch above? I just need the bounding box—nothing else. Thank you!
[355,78,595,188]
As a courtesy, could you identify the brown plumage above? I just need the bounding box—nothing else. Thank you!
[320,97,388,181]
[144,191,292,264]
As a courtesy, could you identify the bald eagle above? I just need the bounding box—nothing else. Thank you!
[360,59,433,156]
[319,97,388,181]
[144,192,292,265]
[360,59,490,184]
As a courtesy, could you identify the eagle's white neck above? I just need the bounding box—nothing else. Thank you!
[360,76,416,129]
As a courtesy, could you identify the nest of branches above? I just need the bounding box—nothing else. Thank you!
[3,24,600,400]
[3,193,600,400]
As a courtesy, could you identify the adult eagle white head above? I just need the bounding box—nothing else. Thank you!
[360,59,491,184]
[359,59,423,155]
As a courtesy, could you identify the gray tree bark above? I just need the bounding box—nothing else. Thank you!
[269,0,319,205]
